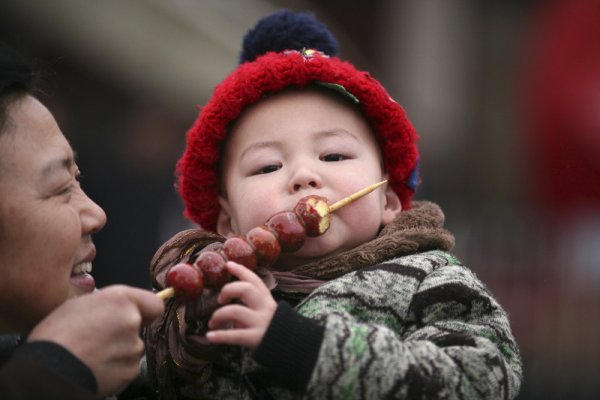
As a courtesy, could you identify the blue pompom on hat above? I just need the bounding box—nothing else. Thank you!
[239,9,339,64]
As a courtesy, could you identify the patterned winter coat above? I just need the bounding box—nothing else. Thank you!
[145,201,522,399]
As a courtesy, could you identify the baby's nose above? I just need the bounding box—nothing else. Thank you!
[293,180,318,192]
[289,169,322,192]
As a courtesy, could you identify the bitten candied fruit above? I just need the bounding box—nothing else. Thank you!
[293,195,331,237]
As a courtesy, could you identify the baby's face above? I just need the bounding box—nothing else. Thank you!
[218,88,401,269]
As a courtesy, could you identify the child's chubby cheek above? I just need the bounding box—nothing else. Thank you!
[233,199,284,235]
[335,198,383,237]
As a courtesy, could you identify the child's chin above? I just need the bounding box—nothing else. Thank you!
[275,240,341,269]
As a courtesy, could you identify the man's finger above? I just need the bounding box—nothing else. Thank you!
[106,285,165,325]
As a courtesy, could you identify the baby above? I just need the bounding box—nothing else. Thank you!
[145,10,522,399]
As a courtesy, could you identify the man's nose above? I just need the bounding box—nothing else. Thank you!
[79,190,107,235]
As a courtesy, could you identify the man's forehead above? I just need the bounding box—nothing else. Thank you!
[42,155,74,177]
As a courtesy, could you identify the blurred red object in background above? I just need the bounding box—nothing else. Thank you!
[523,0,600,221]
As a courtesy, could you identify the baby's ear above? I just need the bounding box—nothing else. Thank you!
[381,183,402,225]
[216,196,236,237]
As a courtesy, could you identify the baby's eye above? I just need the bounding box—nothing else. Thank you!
[255,164,281,174]
[321,153,347,162]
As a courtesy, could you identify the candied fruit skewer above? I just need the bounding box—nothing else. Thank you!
[157,179,388,300]
[252,179,388,256]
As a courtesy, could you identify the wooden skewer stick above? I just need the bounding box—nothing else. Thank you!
[328,179,388,213]
[156,287,174,300]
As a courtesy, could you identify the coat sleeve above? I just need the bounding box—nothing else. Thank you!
[0,341,98,399]
[294,251,522,399]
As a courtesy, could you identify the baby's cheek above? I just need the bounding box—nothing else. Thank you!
[344,200,382,237]
[236,199,279,234]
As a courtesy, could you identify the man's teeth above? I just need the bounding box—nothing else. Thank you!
[73,262,92,274]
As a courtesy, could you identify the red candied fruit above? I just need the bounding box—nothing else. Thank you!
[166,263,204,302]
[293,195,331,237]
[266,211,306,252]
[194,250,230,289]
[222,236,258,271]
[245,225,281,267]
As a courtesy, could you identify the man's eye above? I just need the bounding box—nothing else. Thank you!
[58,186,73,196]
[321,153,347,162]
[256,164,280,174]
[57,174,83,197]
[56,181,77,197]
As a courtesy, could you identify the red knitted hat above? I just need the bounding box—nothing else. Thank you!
[177,11,420,232]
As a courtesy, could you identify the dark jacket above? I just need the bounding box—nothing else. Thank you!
[0,334,98,399]
[0,331,154,399]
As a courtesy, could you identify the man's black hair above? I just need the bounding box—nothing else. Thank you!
[0,46,39,133]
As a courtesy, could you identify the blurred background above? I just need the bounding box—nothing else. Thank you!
[2,0,599,398]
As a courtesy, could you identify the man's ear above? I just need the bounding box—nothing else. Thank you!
[216,196,236,237]
[381,182,402,225]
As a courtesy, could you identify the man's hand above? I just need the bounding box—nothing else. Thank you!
[27,285,164,396]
